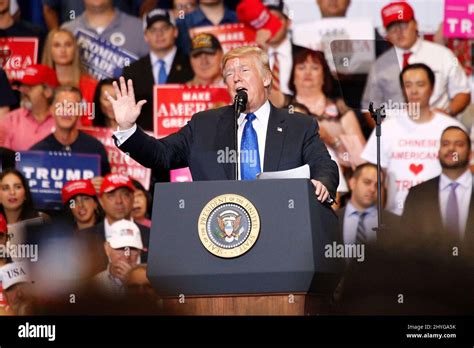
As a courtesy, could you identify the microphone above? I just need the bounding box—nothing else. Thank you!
[234,89,248,115]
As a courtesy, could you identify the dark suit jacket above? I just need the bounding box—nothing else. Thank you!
[122,48,194,131]
[336,206,400,244]
[118,103,339,196]
[402,176,474,248]
[77,220,150,277]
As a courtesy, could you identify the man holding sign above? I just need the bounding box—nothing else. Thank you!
[110,46,339,203]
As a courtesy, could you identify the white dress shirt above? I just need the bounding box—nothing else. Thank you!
[343,202,378,245]
[237,100,270,179]
[113,101,272,180]
[268,37,293,95]
[439,170,473,239]
[150,47,177,84]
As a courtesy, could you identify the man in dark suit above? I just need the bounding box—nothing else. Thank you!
[337,163,399,246]
[402,126,474,250]
[78,173,150,277]
[122,9,194,131]
[108,46,339,201]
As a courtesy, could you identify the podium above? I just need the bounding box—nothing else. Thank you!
[147,179,344,315]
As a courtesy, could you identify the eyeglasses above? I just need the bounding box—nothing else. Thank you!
[174,3,196,10]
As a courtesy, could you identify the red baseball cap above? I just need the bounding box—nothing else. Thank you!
[381,1,415,29]
[16,64,59,87]
[100,173,135,196]
[237,0,283,37]
[62,179,97,204]
[0,213,7,234]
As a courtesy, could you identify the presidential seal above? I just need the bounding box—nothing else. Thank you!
[198,194,260,258]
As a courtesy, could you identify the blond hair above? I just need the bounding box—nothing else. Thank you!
[222,46,272,83]
[42,29,87,87]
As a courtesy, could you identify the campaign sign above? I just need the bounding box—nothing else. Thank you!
[170,167,193,183]
[0,37,38,81]
[189,23,257,53]
[292,19,375,74]
[80,127,151,190]
[153,84,231,138]
[16,151,100,210]
[75,29,138,80]
[444,0,474,39]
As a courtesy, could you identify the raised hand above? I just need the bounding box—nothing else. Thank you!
[105,76,147,130]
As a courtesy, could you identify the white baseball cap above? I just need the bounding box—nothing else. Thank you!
[0,262,30,290]
[107,220,143,250]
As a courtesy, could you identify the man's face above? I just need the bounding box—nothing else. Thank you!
[349,166,378,210]
[0,0,9,14]
[144,21,177,52]
[173,0,196,18]
[223,55,270,112]
[386,20,418,50]
[267,10,290,45]
[401,68,433,110]
[199,0,221,5]
[52,91,81,131]
[99,187,134,223]
[4,283,34,315]
[106,245,140,266]
[439,129,471,170]
[190,50,223,82]
[18,84,48,111]
[70,195,98,225]
[84,0,112,11]
[317,0,351,17]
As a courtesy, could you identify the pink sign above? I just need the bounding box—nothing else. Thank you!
[170,167,193,182]
[443,0,474,39]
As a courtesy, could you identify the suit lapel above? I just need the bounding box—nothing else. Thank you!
[215,107,236,180]
[168,50,184,83]
[263,104,286,172]
[464,180,474,244]
[144,56,155,88]
[431,177,444,229]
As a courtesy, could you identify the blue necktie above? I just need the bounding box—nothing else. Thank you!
[157,59,167,84]
[240,113,261,180]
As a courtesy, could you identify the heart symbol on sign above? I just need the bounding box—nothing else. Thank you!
[0,48,12,69]
[409,163,423,175]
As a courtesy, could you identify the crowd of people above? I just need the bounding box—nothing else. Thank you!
[0,0,473,315]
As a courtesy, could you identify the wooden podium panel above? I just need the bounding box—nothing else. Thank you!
[162,293,331,316]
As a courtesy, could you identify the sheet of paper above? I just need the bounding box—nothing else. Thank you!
[257,164,310,179]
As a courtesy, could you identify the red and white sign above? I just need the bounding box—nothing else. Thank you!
[153,84,231,138]
[80,127,151,190]
[0,37,38,81]
[189,23,257,53]
[443,0,474,39]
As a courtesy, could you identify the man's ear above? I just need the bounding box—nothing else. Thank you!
[104,241,111,258]
[349,177,356,191]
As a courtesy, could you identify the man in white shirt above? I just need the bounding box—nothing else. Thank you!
[362,63,465,216]
[122,9,193,131]
[362,1,471,117]
[402,126,474,249]
[93,219,144,297]
[261,0,306,96]
[109,46,339,201]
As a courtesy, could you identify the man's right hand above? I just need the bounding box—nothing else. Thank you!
[105,76,147,130]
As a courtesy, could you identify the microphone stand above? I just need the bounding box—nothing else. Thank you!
[368,102,386,236]
[234,100,239,181]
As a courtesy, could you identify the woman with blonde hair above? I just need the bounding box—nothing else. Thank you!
[42,28,97,126]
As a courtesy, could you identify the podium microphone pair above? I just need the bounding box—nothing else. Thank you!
[233,89,335,206]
